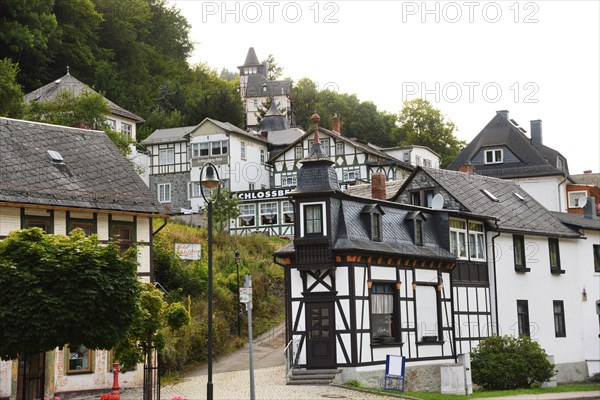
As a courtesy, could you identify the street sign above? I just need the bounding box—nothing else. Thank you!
[240,287,252,303]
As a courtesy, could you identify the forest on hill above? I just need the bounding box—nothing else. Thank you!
[0,0,464,165]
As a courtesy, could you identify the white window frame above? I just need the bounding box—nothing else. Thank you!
[309,138,330,155]
[120,122,132,140]
[159,149,174,165]
[402,152,410,162]
[299,201,327,237]
[238,204,256,227]
[158,183,171,203]
[259,202,278,226]
[415,155,421,166]
[343,169,361,182]
[294,146,303,160]
[241,141,247,160]
[106,118,116,131]
[449,218,467,259]
[281,175,297,187]
[484,148,503,164]
[282,201,294,224]
[423,159,432,168]
[568,190,588,208]
[260,148,266,164]
[335,142,344,156]
[468,221,486,261]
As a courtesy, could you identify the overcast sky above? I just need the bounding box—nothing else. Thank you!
[169,0,599,174]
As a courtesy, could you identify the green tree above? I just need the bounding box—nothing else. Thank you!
[0,228,140,360]
[471,335,555,390]
[206,189,240,232]
[0,0,58,90]
[263,53,283,80]
[113,283,189,371]
[395,98,465,167]
[24,89,132,156]
[0,58,24,118]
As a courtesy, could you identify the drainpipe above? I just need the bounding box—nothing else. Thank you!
[490,222,501,336]
[557,173,568,212]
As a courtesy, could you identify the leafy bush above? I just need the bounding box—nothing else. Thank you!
[471,335,555,390]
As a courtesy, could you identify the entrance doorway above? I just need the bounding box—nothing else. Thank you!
[305,301,336,369]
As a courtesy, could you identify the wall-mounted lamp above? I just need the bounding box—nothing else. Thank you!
[412,282,417,291]
[582,287,587,302]
[367,280,373,289]
[396,282,402,290]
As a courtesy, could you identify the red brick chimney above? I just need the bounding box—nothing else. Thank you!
[332,114,340,133]
[459,162,474,173]
[371,174,387,200]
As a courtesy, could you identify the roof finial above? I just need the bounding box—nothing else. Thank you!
[66,65,70,75]
[311,111,320,144]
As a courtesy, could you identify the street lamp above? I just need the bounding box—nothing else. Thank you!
[235,250,241,336]
[200,162,223,400]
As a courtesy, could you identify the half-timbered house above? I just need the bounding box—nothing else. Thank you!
[274,115,472,392]
[0,117,164,399]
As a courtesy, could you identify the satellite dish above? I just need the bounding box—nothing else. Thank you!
[576,195,588,208]
[431,193,445,209]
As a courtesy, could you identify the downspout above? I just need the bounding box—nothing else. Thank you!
[557,173,568,212]
[490,222,501,336]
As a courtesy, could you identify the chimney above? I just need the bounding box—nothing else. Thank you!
[332,114,340,133]
[496,110,509,119]
[459,162,474,173]
[260,131,268,140]
[371,174,387,200]
[530,119,543,143]
[584,197,597,220]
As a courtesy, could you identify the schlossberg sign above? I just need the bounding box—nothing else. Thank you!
[234,188,292,201]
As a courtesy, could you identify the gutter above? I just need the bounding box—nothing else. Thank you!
[490,222,501,336]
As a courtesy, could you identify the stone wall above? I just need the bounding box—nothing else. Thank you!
[148,172,191,212]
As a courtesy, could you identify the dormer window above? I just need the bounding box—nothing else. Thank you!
[362,204,384,242]
[405,211,426,246]
[484,149,503,164]
[415,219,423,246]
[371,213,382,241]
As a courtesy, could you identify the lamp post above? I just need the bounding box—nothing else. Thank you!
[235,250,241,336]
[200,162,223,400]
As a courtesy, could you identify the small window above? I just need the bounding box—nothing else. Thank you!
[260,202,278,225]
[158,183,171,203]
[549,238,563,273]
[415,219,423,246]
[553,300,566,337]
[260,148,266,164]
[484,149,503,164]
[468,222,485,260]
[513,235,528,271]
[106,118,116,131]
[238,204,255,227]
[69,221,94,236]
[449,219,467,258]
[410,189,434,207]
[568,191,587,208]
[241,141,246,160]
[423,159,432,168]
[159,149,174,164]
[335,142,344,156]
[594,245,600,273]
[309,139,330,155]
[24,219,51,233]
[343,170,360,182]
[304,204,323,235]
[120,123,132,140]
[371,213,382,242]
[211,141,222,156]
[294,145,303,160]
[517,300,530,337]
[67,345,93,374]
[281,175,297,187]
[283,201,294,224]
[415,155,421,166]
[402,152,410,163]
[111,224,134,253]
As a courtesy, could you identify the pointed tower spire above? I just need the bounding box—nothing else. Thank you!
[66,65,70,75]
[311,111,320,144]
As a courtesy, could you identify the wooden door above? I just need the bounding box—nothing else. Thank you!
[306,301,336,369]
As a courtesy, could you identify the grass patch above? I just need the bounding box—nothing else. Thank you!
[344,382,599,400]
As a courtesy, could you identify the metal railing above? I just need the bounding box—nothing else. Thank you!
[283,339,297,378]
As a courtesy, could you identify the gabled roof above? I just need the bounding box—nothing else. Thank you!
[572,172,600,187]
[0,118,160,214]
[345,180,406,200]
[394,167,580,238]
[24,73,144,123]
[550,211,600,231]
[186,118,268,144]
[267,126,414,171]
[447,112,568,179]
[141,126,196,145]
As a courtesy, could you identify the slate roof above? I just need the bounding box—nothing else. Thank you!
[245,74,291,97]
[24,73,144,123]
[345,180,406,199]
[572,173,600,187]
[259,100,290,132]
[141,126,196,145]
[264,127,305,146]
[550,212,600,231]
[0,118,161,214]
[447,112,569,179]
[186,118,268,144]
[396,167,580,238]
[242,47,261,66]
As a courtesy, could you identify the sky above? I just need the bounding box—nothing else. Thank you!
[168,0,600,174]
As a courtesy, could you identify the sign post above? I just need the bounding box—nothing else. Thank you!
[241,274,255,400]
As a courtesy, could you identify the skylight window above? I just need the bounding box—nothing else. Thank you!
[47,150,64,164]
[481,189,499,202]
[514,193,525,201]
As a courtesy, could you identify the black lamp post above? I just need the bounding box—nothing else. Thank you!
[234,250,241,336]
[200,162,222,400]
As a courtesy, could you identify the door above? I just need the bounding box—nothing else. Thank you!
[306,301,336,369]
[17,353,45,400]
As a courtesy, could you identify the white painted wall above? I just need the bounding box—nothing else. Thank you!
[384,146,441,168]
[509,175,567,212]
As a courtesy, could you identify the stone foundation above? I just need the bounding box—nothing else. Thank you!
[555,361,589,383]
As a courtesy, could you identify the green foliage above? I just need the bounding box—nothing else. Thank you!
[0,58,24,118]
[152,221,287,375]
[471,335,555,390]
[0,228,139,360]
[114,283,189,371]
[396,98,466,167]
[263,53,283,81]
[207,189,240,232]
